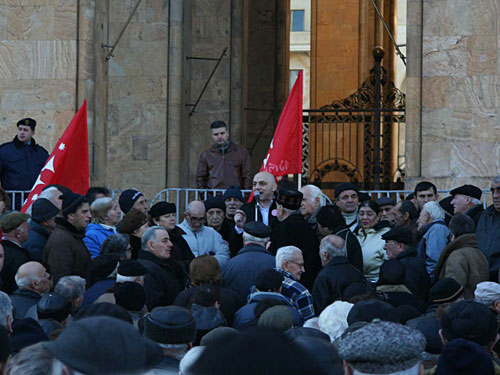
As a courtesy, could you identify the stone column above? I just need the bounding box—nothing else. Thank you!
[167,0,184,188]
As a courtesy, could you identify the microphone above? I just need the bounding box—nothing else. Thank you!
[254,191,260,202]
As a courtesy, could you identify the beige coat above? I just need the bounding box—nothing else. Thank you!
[356,224,391,281]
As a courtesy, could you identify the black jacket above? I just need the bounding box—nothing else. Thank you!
[137,250,183,310]
[10,288,41,319]
[23,220,50,263]
[397,246,431,303]
[1,239,30,294]
[376,284,426,313]
[466,204,484,228]
[270,212,321,291]
[217,219,243,258]
[476,205,500,280]
[312,256,366,314]
[241,199,279,229]
[168,226,195,270]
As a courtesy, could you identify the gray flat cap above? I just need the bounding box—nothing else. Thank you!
[338,320,426,374]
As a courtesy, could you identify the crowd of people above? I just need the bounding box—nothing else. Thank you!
[0,120,499,374]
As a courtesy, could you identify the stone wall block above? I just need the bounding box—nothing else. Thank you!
[7,5,55,40]
[421,142,451,177]
[421,77,450,108]
[450,141,499,177]
[423,36,468,77]
[467,35,498,76]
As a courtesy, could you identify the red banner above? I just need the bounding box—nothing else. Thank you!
[21,101,89,212]
[260,70,303,176]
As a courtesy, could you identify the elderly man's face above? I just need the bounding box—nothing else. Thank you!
[186,207,206,231]
[335,190,358,214]
[300,187,320,218]
[206,208,225,230]
[450,194,470,214]
[282,252,305,280]
[417,210,431,231]
[491,181,500,212]
[133,196,149,214]
[378,205,393,221]
[390,203,406,227]
[148,229,173,259]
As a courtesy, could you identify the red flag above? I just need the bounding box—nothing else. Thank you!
[247,72,303,202]
[21,101,89,212]
[260,70,303,176]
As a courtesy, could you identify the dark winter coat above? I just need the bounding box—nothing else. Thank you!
[43,218,92,285]
[217,218,243,258]
[434,233,489,299]
[10,288,41,319]
[81,278,116,308]
[466,204,484,228]
[1,239,31,294]
[137,250,182,310]
[168,226,195,272]
[23,220,51,263]
[397,246,431,303]
[476,205,500,280]
[270,212,322,291]
[376,284,426,313]
[0,136,49,191]
[332,227,364,273]
[312,256,366,314]
[222,244,275,301]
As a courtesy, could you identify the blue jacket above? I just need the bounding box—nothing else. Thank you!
[0,136,48,190]
[222,244,275,301]
[417,220,451,280]
[24,220,51,262]
[83,223,115,258]
[233,291,302,330]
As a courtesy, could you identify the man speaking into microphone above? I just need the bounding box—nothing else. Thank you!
[241,172,279,229]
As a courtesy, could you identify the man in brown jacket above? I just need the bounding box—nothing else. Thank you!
[43,191,92,285]
[435,213,489,299]
[196,121,251,189]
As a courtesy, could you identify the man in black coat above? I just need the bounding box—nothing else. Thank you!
[450,184,484,227]
[241,172,279,229]
[10,261,52,319]
[0,212,31,294]
[138,226,183,310]
[312,235,366,314]
[270,189,321,290]
[382,227,431,303]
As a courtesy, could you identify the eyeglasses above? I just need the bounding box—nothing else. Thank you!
[188,215,206,223]
[288,260,305,268]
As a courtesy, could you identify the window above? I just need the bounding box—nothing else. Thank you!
[291,10,305,32]
[289,69,301,91]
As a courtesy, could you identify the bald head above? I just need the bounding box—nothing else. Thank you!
[185,201,206,231]
[253,172,277,203]
[15,262,52,294]
[319,235,346,266]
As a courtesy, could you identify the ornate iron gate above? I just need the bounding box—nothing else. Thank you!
[302,47,405,192]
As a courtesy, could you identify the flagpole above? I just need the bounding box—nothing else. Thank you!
[298,173,302,190]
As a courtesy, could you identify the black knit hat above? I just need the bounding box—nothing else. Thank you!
[61,190,86,216]
[435,338,494,375]
[204,197,226,212]
[334,183,359,198]
[243,221,271,238]
[119,189,144,214]
[17,117,36,130]
[114,282,145,311]
[429,278,464,304]
[118,259,148,277]
[255,269,284,292]
[149,202,176,218]
[223,185,244,202]
[37,293,72,322]
[144,306,197,344]
[440,300,498,346]
[347,299,398,326]
[43,316,163,375]
[31,198,59,222]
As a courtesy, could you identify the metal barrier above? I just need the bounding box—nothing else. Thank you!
[151,188,492,224]
[3,190,30,211]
